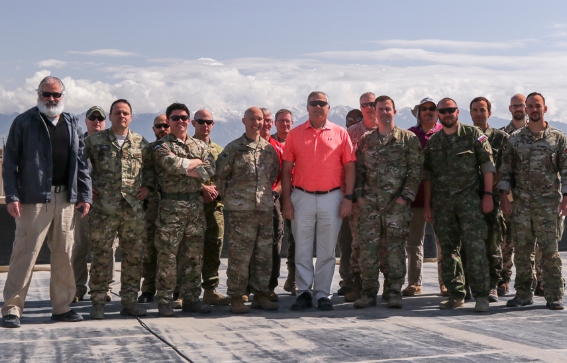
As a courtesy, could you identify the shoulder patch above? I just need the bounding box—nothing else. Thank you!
[100,145,110,151]
[154,144,162,150]
[478,135,488,143]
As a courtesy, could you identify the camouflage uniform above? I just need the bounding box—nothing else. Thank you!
[216,135,280,297]
[424,123,495,300]
[202,140,225,291]
[498,126,567,302]
[153,133,215,305]
[86,129,154,305]
[354,126,423,297]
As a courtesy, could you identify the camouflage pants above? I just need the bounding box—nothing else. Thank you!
[140,197,159,293]
[88,202,144,305]
[434,197,490,299]
[358,202,411,297]
[226,210,273,297]
[154,199,205,305]
[511,199,565,301]
[270,197,285,290]
[483,203,504,289]
[285,219,295,281]
[202,199,224,290]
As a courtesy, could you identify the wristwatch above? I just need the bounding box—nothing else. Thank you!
[344,194,354,201]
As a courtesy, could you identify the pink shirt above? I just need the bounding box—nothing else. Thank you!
[283,120,355,192]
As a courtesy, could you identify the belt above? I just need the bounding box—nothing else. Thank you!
[161,191,201,201]
[51,185,67,193]
[295,186,340,195]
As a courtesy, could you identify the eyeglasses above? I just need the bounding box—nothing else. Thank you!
[154,123,170,129]
[347,117,363,122]
[438,107,458,114]
[194,119,213,125]
[420,106,436,112]
[510,104,526,109]
[87,115,106,122]
[169,115,189,121]
[360,102,375,108]
[308,100,329,107]
[41,92,63,99]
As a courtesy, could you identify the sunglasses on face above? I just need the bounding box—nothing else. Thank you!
[347,117,363,122]
[87,115,106,122]
[195,119,214,125]
[154,123,170,129]
[438,107,458,114]
[360,102,375,108]
[169,115,189,121]
[41,92,63,99]
[308,100,329,107]
[421,106,436,112]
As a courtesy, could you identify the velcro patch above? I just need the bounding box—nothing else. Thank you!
[477,135,488,143]
[154,144,162,150]
[100,145,110,151]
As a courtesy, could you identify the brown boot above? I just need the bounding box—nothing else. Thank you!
[266,290,279,302]
[203,289,231,306]
[251,293,279,310]
[230,296,250,314]
[344,274,362,302]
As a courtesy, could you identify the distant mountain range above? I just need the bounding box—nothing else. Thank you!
[2,107,567,148]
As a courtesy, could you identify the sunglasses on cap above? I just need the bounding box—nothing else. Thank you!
[438,107,458,114]
[169,115,189,121]
[308,100,329,107]
[420,106,436,112]
[87,115,106,122]
[360,102,375,108]
[41,92,63,99]
[154,123,170,129]
[195,119,214,125]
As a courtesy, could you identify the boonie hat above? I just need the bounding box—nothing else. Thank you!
[411,97,437,118]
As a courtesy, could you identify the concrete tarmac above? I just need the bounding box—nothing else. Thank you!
[1,255,566,363]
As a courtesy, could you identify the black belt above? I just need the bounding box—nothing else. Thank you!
[295,186,340,195]
[161,192,201,201]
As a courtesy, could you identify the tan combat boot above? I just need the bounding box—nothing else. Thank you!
[353,295,376,309]
[439,296,464,309]
[230,296,250,314]
[402,285,422,296]
[475,297,490,312]
[203,289,231,306]
[120,302,147,316]
[251,293,279,310]
[344,274,362,302]
[90,304,105,320]
[388,295,403,309]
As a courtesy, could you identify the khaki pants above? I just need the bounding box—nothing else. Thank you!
[406,207,443,286]
[2,191,76,317]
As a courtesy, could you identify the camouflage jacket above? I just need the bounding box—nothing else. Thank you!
[483,126,509,191]
[154,133,215,194]
[424,123,495,206]
[215,134,280,211]
[500,121,523,135]
[204,139,223,187]
[354,126,423,211]
[498,125,567,204]
[85,129,154,215]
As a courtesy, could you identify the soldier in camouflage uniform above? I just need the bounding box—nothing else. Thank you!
[353,96,423,309]
[469,97,508,302]
[424,97,495,312]
[138,114,170,304]
[86,99,155,319]
[499,92,566,310]
[192,109,230,306]
[216,107,281,314]
[153,103,216,317]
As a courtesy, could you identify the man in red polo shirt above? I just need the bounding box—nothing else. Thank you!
[282,91,356,311]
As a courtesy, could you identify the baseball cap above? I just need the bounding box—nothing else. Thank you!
[86,106,106,119]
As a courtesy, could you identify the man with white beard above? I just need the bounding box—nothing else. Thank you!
[2,76,92,328]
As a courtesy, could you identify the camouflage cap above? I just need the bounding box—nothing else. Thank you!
[86,106,106,119]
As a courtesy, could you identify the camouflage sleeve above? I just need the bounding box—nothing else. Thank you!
[402,136,424,201]
[353,136,366,199]
[141,138,156,190]
[494,132,509,173]
[196,147,215,182]
[215,146,235,199]
[497,139,514,192]
[556,134,567,194]
[423,141,433,181]
[474,129,496,174]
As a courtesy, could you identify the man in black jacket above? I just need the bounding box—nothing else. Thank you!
[2,76,92,328]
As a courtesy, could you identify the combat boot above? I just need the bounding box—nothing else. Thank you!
[353,295,376,309]
[439,284,450,296]
[172,292,182,309]
[546,300,564,310]
[158,303,174,317]
[120,302,147,316]
[344,274,362,302]
[402,285,422,296]
[251,293,279,310]
[230,296,250,314]
[266,290,279,302]
[241,294,250,303]
[284,277,297,296]
[475,297,490,312]
[90,304,105,320]
[203,289,231,306]
[182,300,212,314]
[439,296,464,309]
[388,295,403,309]
[497,282,509,297]
[488,288,498,302]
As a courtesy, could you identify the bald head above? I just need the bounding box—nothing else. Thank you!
[509,94,527,122]
[244,107,263,119]
[194,109,212,120]
[152,114,169,139]
[242,107,264,140]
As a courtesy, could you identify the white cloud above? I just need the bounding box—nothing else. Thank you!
[36,59,68,68]
[68,49,139,57]
[368,39,530,50]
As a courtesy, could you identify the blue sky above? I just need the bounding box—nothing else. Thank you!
[2,1,567,121]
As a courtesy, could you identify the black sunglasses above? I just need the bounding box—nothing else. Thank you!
[41,92,63,99]
[87,115,106,122]
[421,106,436,112]
[170,115,189,121]
[438,107,458,114]
[347,117,363,122]
[195,119,214,125]
[154,123,170,129]
[308,100,329,107]
[360,102,375,108]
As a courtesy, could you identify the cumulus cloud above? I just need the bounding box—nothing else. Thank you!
[68,49,139,57]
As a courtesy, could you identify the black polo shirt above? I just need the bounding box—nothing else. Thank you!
[42,114,70,186]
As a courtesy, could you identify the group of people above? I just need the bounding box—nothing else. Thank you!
[1,76,565,329]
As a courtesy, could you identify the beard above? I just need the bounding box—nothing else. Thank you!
[512,111,526,121]
[37,97,64,118]
[529,112,542,122]
[439,117,457,128]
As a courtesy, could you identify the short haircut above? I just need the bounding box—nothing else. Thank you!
[110,99,132,115]
[470,96,492,112]
[346,109,363,117]
[307,91,329,104]
[374,95,396,110]
[359,92,376,101]
[37,76,65,93]
[260,107,272,116]
[526,92,546,105]
[437,97,458,108]
[165,102,190,119]
[275,109,293,121]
